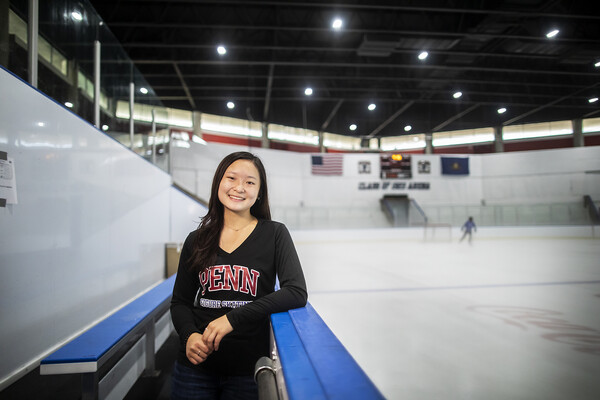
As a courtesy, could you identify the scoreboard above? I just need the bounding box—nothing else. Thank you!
[380,154,412,179]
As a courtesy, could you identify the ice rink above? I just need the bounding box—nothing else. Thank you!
[291,227,600,400]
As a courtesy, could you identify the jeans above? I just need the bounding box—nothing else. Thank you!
[171,361,259,400]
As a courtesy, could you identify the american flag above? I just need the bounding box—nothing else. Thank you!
[311,154,344,176]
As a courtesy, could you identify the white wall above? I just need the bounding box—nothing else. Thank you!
[480,148,600,205]
[170,141,600,218]
[170,186,206,240]
[171,141,307,208]
[0,67,205,389]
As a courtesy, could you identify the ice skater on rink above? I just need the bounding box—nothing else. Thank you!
[459,216,477,244]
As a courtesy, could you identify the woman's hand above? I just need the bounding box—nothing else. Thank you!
[186,332,212,365]
[203,315,233,351]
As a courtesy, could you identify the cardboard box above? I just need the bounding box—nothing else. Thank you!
[166,243,182,277]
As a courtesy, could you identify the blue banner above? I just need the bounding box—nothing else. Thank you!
[441,157,469,175]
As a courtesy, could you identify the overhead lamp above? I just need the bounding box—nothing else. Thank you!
[418,51,428,60]
[332,18,343,30]
[64,101,73,108]
[37,122,45,127]
[304,87,313,96]
[139,87,148,94]
[595,61,600,68]
[497,107,507,114]
[368,103,376,111]
[349,124,357,131]
[102,125,109,131]
[453,91,462,99]
[546,29,559,39]
[589,97,599,103]
[217,45,227,55]
[227,101,235,109]
[404,125,412,132]
[71,11,83,21]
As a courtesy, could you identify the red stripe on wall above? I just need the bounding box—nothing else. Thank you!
[504,137,573,152]
[269,141,319,153]
[202,132,263,147]
[584,134,600,147]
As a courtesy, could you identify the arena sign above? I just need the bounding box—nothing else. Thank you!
[358,181,430,190]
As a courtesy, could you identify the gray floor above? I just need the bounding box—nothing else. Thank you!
[0,333,176,400]
[292,227,600,400]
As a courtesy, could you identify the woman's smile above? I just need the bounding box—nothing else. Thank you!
[218,159,260,214]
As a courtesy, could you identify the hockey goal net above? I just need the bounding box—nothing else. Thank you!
[423,223,453,242]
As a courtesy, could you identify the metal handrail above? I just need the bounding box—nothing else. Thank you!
[409,198,428,224]
[255,357,279,400]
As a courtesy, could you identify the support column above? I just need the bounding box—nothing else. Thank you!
[67,59,79,114]
[27,0,38,87]
[318,131,325,153]
[494,126,504,153]
[151,109,157,164]
[192,111,202,140]
[261,122,270,149]
[129,82,135,149]
[572,118,583,147]
[93,40,101,127]
[0,0,9,68]
[425,133,433,154]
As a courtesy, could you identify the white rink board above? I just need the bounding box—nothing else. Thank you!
[0,68,203,389]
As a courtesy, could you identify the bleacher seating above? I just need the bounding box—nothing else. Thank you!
[40,275,176,400]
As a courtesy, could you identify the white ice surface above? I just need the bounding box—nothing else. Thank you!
[291,228,600,400]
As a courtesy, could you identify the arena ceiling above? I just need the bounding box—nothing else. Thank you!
[87,0,600,139]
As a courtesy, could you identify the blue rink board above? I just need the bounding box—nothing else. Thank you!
[41,274,176,365]
[272,303,384,400]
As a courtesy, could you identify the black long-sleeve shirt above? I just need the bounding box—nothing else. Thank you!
[170,219,307,375]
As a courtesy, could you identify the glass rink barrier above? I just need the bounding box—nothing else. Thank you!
[254,303,384,400]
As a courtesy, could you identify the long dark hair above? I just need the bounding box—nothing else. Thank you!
[189,152,271,274]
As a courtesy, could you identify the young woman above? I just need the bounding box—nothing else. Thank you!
[170,151,307,400]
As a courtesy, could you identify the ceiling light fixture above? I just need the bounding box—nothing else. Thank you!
[497,107,507,114]
[546,29,559,39]
[589,97,599,103]
[139,87,148,94]
[64,102,73,108]
[37,122,45,127]
[217,45,227,55]
[102,125,109,131]
[349,124,357,131]
[227,101,235,109]
[332,18,343,30]
[595,61,600,68]
[71,11,83,21]
[453,91,462,99]
[418,51,428,60]
[404,125,412,132]
[304,87,313,96]
[368,103,376,111]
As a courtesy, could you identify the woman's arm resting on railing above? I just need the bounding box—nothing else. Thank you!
[227,223,307,329]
